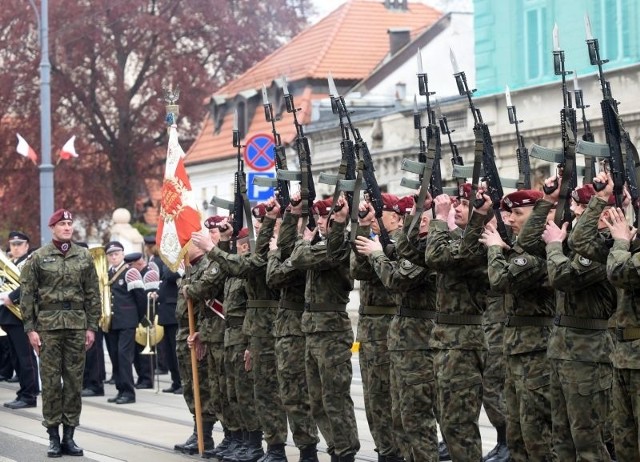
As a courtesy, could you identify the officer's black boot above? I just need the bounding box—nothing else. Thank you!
[203,427,233,459]
[482,425,510,462]
[257,443,287,462]
[174,423,197,452]
[298,444,319,462]
[46,426,62,458]
[227,430,264,462]
[61,425,84,456]
[182,420,215,455]
[438,440,451,461]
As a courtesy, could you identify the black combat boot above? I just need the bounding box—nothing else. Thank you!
[226,430,264,462]
[298,444,319,462]
[174,423,197,452]
[606,440,617,462]
[203,427,233,459]
[182,420,215,455]
[438,440,451,461]
[46,426,62,458]
[338,453,356,462]
[377,454,387,462]
[61,425,84,456]
[482,425,510,462]
[257,443,287,462]
[385,454,405,462]
[215,430,244,459]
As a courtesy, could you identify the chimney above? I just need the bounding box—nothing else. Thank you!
[384,0,408,10]
[388,28,411,55]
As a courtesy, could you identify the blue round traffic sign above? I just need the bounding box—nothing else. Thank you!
[244,134,275,172]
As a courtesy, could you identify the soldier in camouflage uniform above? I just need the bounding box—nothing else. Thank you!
[265,198,320,462]
[21,209,101,458]
[290,194,359,461]
[356,201,440,462]
[480,190,555,461]
[424,186,489,461]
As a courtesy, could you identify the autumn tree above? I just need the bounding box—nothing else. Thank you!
[0,0,311,242]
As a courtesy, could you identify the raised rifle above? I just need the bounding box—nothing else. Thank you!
[437,103,467,192]
[450,48,509,242]
[505,86,531,190]
[572,75,597,183]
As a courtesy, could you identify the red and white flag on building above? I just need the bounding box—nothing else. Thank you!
[59,136,78,160]
[156,124,202,271]
[16,134,38,164]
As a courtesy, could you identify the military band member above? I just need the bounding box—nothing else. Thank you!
[1,231,40,409]
[20,209,101,457]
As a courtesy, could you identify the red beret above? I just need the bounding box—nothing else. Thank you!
[572,184,616,205]
[252,203,267,220]
[501,189,543,212]
[237,227,249,239]
[204,215,225,229]
[380,193,400,212]
[458,183,473,200]
[312,198,333,217]
[48,209,73,226]
[392,195,415,215]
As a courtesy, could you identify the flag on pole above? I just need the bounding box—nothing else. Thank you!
[156,124,202,271]
[16,134,38,164]
[59,136,78,160]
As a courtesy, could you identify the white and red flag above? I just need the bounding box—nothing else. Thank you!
[156,124,202,271]
[16,134,38,164]
[59,136,78,160]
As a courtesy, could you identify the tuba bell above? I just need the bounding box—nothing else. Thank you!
[0,251,22,320]
[89,247,112,332]
[135,293,165,353]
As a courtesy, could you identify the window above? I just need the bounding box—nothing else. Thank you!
[600,0,630,60]
[524,6,547,80]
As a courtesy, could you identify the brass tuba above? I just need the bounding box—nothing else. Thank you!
[89,247,112,332]
[135,293,165,352]
[0,251,22,320]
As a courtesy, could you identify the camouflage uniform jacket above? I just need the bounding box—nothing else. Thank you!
[208,218,279,338]
[223,276,249,347]
[176,255,219,342]
[290,220,353,334]
[266,211,306,338]
[487,244,555,355]
[21,242,101,333]
[517,199,554,258]
[191,258,227,345]
[425,212,489,350]
[369,233,436,351]
[351,226,401,343]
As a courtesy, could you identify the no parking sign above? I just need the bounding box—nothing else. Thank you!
[244,134,275,172]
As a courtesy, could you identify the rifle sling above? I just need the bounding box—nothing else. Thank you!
[408,125,437,238]
[470,128,484,221]
[328,146,349,218]
[238,176,256,251]
[554,119,577,226]
[298,137,311,233]
[349,158,365,244]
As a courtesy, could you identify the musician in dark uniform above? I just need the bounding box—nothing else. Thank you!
[105,241,146,404]
[0,231,40,409]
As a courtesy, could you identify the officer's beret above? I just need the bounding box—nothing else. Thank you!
[571,184,616,206]
[381,193,400,213]
[48,209,73,226]
[501,189,544,212]
[393,196,415,215]
[237,227,249,240]
[124,252,143,263]
[105,241,124,254]
[312,198,333,217]
[204,215,226,230]
[8,231,30,243]
[143,234,156,245]
[457,183,473,200]
[251,203,268,220]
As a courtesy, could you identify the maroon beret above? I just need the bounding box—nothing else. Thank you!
[501,189,543,212]
[458,183,473,200]
[237,227,249,240]
[571,184,616,205]
[204,215,226,230]
[393,195,415,215]
[312,198,333,217]
[48,209,73,226]
[251,203,267,220]
[381,193,400,212]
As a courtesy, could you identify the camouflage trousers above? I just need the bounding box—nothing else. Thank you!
[360,339,399,457]
[306,330,359,457]
[390,349,438,462]
[224,342,259,432]
[482,322,507,429]
[550,359,611,462]
[176,329,217,423]
[204,341,226,426]
[612,367,640,461]
[40,329,86,428]
[505,351,553,462]
[275,334,319,448]
[249,335,288,445]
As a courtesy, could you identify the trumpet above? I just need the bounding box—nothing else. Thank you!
[89,247,112,332]
[135,293,164,353]
[0,251,22,320]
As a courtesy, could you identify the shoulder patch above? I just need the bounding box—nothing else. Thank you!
[578,256,592,267]
[401,260,413,269]
[284,259,293,268]
[210,263,220,275]
[513,257,528,266]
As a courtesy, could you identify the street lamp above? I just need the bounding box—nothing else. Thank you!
[27,0,54,245]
